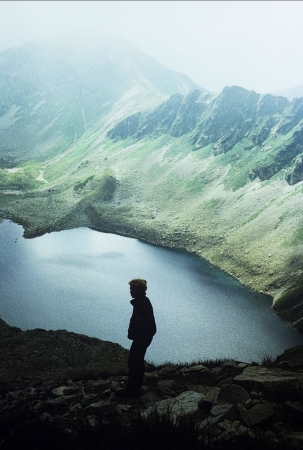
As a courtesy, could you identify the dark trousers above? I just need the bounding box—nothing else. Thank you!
[126,337,153,395]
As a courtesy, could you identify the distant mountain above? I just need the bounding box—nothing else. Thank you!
[0,32,201,163]
[272,84,303,101]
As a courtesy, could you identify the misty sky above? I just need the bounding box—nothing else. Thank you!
[1,1,303,95]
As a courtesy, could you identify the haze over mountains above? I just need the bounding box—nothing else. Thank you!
[0,33,200,162]
[0,33,302,332]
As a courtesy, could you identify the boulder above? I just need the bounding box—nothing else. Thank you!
[143,391,204,424]
[156,379,177,394]
[198,387,220,413]
[216,384,250,406]
[198,404,238,432]
[234,366,303,400]
[239,403,280,428]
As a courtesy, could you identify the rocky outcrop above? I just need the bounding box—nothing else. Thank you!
[249,125,303,182]
[285,155,303,185]
[107,85,303,185]
[0,318,129,391]
[1,346,303,449]
[107,90,212,142]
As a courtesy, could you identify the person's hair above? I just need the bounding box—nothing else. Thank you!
[128,278,147,293]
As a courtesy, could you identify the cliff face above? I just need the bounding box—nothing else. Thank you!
[108,86,303,186]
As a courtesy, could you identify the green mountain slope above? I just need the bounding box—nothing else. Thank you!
[0,36,302,332]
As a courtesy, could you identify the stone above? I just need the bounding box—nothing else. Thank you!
[220,359,238,368]
[86,400,116,416]
[51,386,79,397]
[45,395,77,406]
[157,367,171,377]
[156,379,177,394]
[284,400,303,419]
[217,377,234,387]
[216,384,250,406]
[186,385,213,395]
[69,402,82,412]
[275,345,303,364]
[279,357,303,368]
[140,391,162,406]
[198,387,220,413]
[234,366,303,399]
[198,404,239,433]
[210,404,239,422]
[143,391,204,424]
[239,402,279,427]
[80,394,97,407]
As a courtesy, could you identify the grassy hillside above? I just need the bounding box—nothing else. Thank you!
[1,109,302,329]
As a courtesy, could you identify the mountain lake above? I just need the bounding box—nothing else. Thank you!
[1,219,303,365]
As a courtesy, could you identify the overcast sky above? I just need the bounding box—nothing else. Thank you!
[1,1,303,95]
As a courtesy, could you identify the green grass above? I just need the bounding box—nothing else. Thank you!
[281,226,303,248]
[74,176,95,192]
[203,198,222,210]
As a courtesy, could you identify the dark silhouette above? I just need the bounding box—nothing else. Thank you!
[116,278,156,398]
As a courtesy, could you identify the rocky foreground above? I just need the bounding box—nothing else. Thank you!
[1,320,303,449]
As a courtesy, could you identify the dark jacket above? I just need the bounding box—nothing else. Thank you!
[127,295,157,341]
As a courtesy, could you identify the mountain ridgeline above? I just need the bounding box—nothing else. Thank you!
[0,34,302,332]
[108,87,303,186]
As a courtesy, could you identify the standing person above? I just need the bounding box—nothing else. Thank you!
[116,278,156,398]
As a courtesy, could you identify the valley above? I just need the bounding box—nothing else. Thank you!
[0,34,303,332]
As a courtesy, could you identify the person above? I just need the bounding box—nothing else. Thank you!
[116,278,156,398]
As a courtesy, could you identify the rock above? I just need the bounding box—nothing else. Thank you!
[217,377,234,387]
[51,386,80,397]
[220,359,238,368]
[156,367,171,377]
[86,400,116,416]
[80,394,97,407]
[198,387,220,413]
[239,402,280,427]
[275,345,303,366]
[216,384,250,406]
[234,366,303,400]
[186,385,213,395]
[210,404,239,421]
[44,395,77,414]
[143,391,204,424]
[284,400,303,420]
[2,346,303,449]
[69,402,82,412]
[156,379,177,394]
[198,410,241,433]
[181,365,208,373]
[140,391,162,406]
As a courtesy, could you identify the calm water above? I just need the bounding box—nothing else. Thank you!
[1,219,303,364]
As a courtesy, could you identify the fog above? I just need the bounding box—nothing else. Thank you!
[1,1,303,95]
